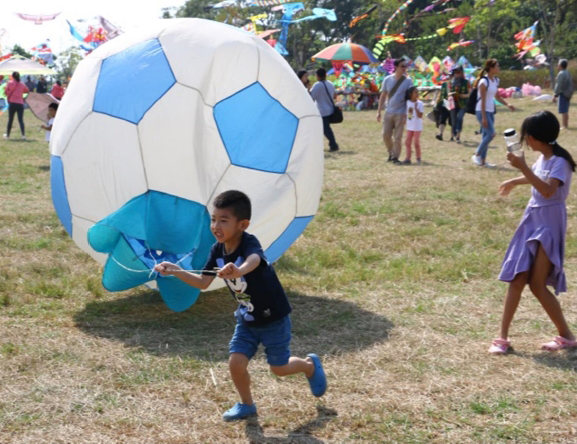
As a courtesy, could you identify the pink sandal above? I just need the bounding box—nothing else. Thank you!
[541,336,577,351]
[488,338,511,355]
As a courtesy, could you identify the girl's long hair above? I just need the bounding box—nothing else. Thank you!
[473,59,498,88]
[12,71,20,82]
[521,110,576,172]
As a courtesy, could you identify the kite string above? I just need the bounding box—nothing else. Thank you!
[109,255,220,276]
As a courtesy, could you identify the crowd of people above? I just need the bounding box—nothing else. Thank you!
[303,57,573,170]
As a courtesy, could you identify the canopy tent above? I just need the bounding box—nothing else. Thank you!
[0,57,56,76]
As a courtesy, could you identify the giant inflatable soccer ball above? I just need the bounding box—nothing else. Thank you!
[50,18,324,311]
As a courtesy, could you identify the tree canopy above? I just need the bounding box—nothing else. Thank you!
[173,0,577,71]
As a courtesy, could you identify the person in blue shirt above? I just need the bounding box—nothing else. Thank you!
[155,190,327,421]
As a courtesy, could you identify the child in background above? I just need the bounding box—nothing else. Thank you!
[41,103,58,143]
[490,111,577,354]
[403,86,424,165]
[155,190,327,421]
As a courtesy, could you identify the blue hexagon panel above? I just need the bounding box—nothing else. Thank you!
[214,82,299,174]
[93,39,176,124]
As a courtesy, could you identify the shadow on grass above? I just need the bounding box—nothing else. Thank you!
[532,349,577,372]
[245,405,337,443]
[38,165,50,172]
[73,288,393,362]
[324,150,357,158]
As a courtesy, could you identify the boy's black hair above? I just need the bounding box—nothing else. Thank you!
[521,110,576,171]
[48,103,59,111]
[394,58,405,68]
[559,59,568,69]
[316,67,327,79]
[213,190,251,221]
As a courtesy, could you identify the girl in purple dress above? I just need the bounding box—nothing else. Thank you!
[489,111,577,354]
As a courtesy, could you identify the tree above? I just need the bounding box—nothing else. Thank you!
[11,44,33,58]
[532,0,577,87]
[54,47,83,82]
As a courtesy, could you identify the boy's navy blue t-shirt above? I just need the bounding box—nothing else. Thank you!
[202,232,292,327]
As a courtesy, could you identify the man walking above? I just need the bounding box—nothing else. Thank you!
[377,58,413,164]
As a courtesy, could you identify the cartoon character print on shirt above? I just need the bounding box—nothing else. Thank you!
[535,165,551,182]
[216,257,255,322]
[407,105,414,121]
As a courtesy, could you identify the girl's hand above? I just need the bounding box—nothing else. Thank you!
[154,261,182,276]
[506,151,527,170]
[498,180,515,196]
[482,117,488,128]
[508,104,516,112]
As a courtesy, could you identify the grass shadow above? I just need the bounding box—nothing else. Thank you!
[38,165,50,172]
[532,349,577,372]
[462,141,478,148]
[73,288,393,362]
[245,405,337,444]
[324,150,357,158]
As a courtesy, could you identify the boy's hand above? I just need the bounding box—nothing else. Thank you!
[154,261,182,276]
[217,262,242,280]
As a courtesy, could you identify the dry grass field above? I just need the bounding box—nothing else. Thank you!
[1,95,577,443]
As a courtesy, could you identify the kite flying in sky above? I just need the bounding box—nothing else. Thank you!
[15,12,61,25]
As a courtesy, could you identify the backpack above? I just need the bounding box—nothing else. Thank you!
[465,76,498,115]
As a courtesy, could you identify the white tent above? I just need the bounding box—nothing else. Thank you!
[0,57,56,76]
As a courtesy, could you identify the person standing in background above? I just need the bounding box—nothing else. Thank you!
[36,76,48,94]
[25,76,36,93]
[310,68,339,152]
[4,71,29,140]
[50,80,64,100]
[553,59,573,130]
[377,58,413,164]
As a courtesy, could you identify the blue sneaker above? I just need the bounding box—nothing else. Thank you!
[222,402,257,421]
[306,353,327,397]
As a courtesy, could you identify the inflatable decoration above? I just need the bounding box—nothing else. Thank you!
[50,18,324,312]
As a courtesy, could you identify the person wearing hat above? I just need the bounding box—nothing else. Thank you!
[449,66,470,143]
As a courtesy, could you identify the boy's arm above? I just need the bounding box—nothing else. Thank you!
[218,253,261,280]
[155,261,215,290]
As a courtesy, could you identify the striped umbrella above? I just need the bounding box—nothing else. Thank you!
[312,42,379,64]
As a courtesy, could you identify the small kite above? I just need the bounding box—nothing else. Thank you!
[437,17,470,36]
[447,40,474,51]
[98,16,123,40]
[15,12,61,25]
[514,21,540,59]
[349,5,377,28]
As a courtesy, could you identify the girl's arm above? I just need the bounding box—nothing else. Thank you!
[479,82,487,119]
[508,153,561,198]
[495,89,515,111]
[415,103,423,118]
[498,175,530,196]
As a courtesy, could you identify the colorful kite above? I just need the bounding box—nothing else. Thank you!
[98,16,123,40]
[15,12,61,25]
[437,17,470,36]
[447,39,474,51]
[349,5,377,28]
[403,0,451,28]
[381,0,415,37]
[283,8,336,23]
[276,3,304,56]
[514,21,541,59]
[31,41,53,65]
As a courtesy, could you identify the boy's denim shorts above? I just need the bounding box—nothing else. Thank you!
[229,314,291,367]
[559,95,570,114]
